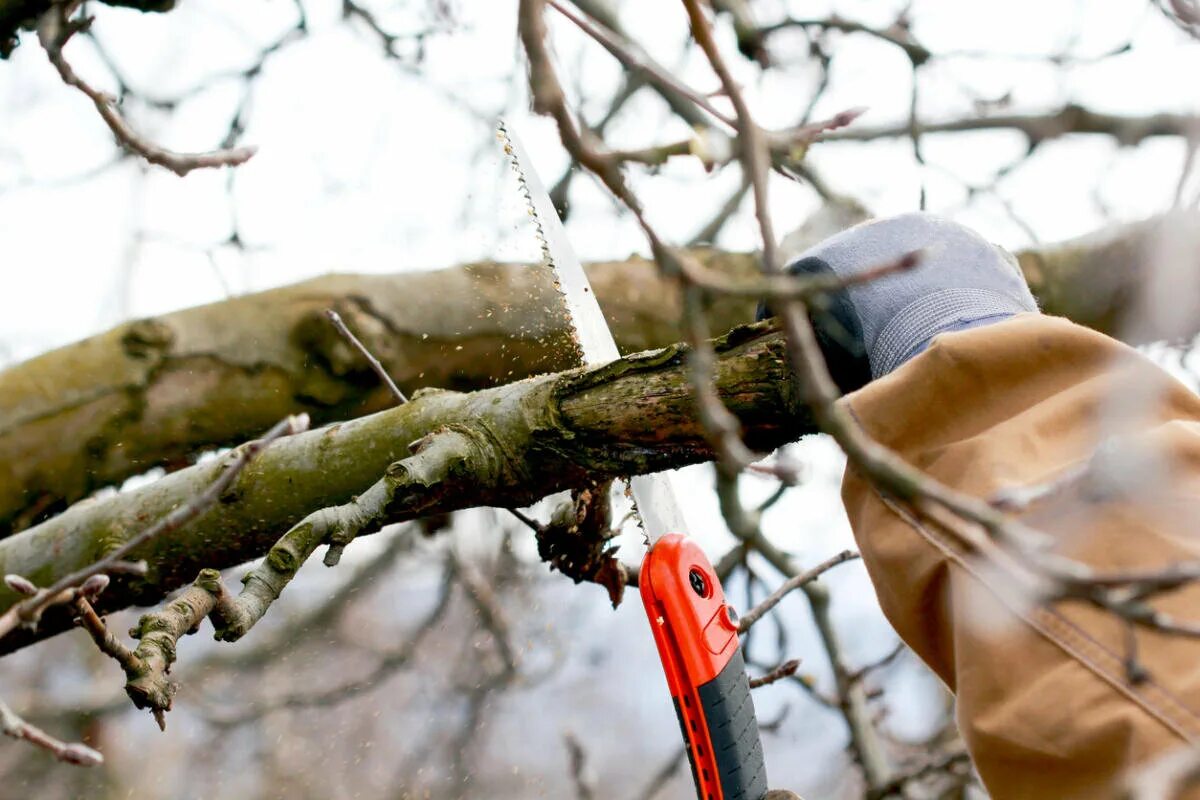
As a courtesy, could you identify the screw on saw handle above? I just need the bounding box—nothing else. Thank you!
[640,534,768,800]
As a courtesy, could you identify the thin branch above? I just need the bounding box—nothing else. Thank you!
[450,550,519,676]
[737,550,860,633]
[37,3,257,176]
[73,594,140,674]
[326,309,409,404]
[0,697,102,766]
[204,560,455,727]
[749,658,800,689]
[551,0,736,129]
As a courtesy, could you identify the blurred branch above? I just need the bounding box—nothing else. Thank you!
[36,2,256,176]
[761,15,931,66]
[825,104,1200,147]
[0,697,102,767]
[564,732,597,800]
[204,558,455,728]
[866,748,972,800]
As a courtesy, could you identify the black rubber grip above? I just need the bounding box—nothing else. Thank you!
[696,648,768,799]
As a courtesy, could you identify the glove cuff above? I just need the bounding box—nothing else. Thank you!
[872,287,1033,378]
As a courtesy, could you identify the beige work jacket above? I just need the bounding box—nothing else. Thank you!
[843,314,1200,799]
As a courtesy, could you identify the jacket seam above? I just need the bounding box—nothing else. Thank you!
[873,489,1200,744]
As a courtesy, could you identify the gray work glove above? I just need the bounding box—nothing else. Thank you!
[758,212,1039,392]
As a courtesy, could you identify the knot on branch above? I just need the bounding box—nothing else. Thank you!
[536,481,627,607]
[296,300,393,381]
[120,317,175,361]
[265,522,315,576]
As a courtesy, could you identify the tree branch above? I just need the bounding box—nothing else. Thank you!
[1,219,1185,540]
[0,323,811,654]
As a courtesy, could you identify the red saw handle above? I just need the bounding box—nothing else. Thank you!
[640,534,768,800]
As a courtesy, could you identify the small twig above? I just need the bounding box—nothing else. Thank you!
[73,593,141,674]
[686,248,924,301]
[325,309,408,404]
[549,0,737,129]
[203,560,455,727]
[634,746,688,800]
[37,3,256,177]
[749,658,800,689]
[506,506,545,533]
[738,550,860,633]
[0,697,102,766]
[990,461,1090,512]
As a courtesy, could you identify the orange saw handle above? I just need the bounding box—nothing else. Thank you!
[640,534,768,800]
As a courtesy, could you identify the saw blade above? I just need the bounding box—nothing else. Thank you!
[498,120,689,546]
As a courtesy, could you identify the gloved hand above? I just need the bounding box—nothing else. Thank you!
[758,212,1039,393]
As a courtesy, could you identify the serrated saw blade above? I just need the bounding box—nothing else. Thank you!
[498,120,688,547]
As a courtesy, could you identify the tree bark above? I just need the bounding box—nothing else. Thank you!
[3,216,1193,538]
[0,323,810,653]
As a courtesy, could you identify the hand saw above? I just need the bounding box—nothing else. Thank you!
[499,121,768,800]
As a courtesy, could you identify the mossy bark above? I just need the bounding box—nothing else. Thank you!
[0,323,810,654]
[0,254,759,536]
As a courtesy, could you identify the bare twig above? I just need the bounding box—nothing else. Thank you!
[326,309,409,404]
[688,248,923,302]
[450,550,519,675]
[634,746,688,800]
[37,3,257,176]
[749,659,801,689]
[550,0,737,129]
[866,748,972,799]
[204,560,455,727]
[72,594,140,675]
[738,550,860,633]
[0,697,102,766]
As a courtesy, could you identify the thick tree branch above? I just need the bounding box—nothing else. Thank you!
[0,322,810,654]
[0,216,1194,538]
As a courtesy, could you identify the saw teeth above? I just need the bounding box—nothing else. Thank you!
[498,121,553,268]
[497,120,585,360]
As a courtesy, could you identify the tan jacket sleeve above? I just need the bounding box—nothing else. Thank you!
[841,314,1200,799]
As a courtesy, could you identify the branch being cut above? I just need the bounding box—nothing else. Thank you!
[0,322,812,654]
[0,220,1189,539]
